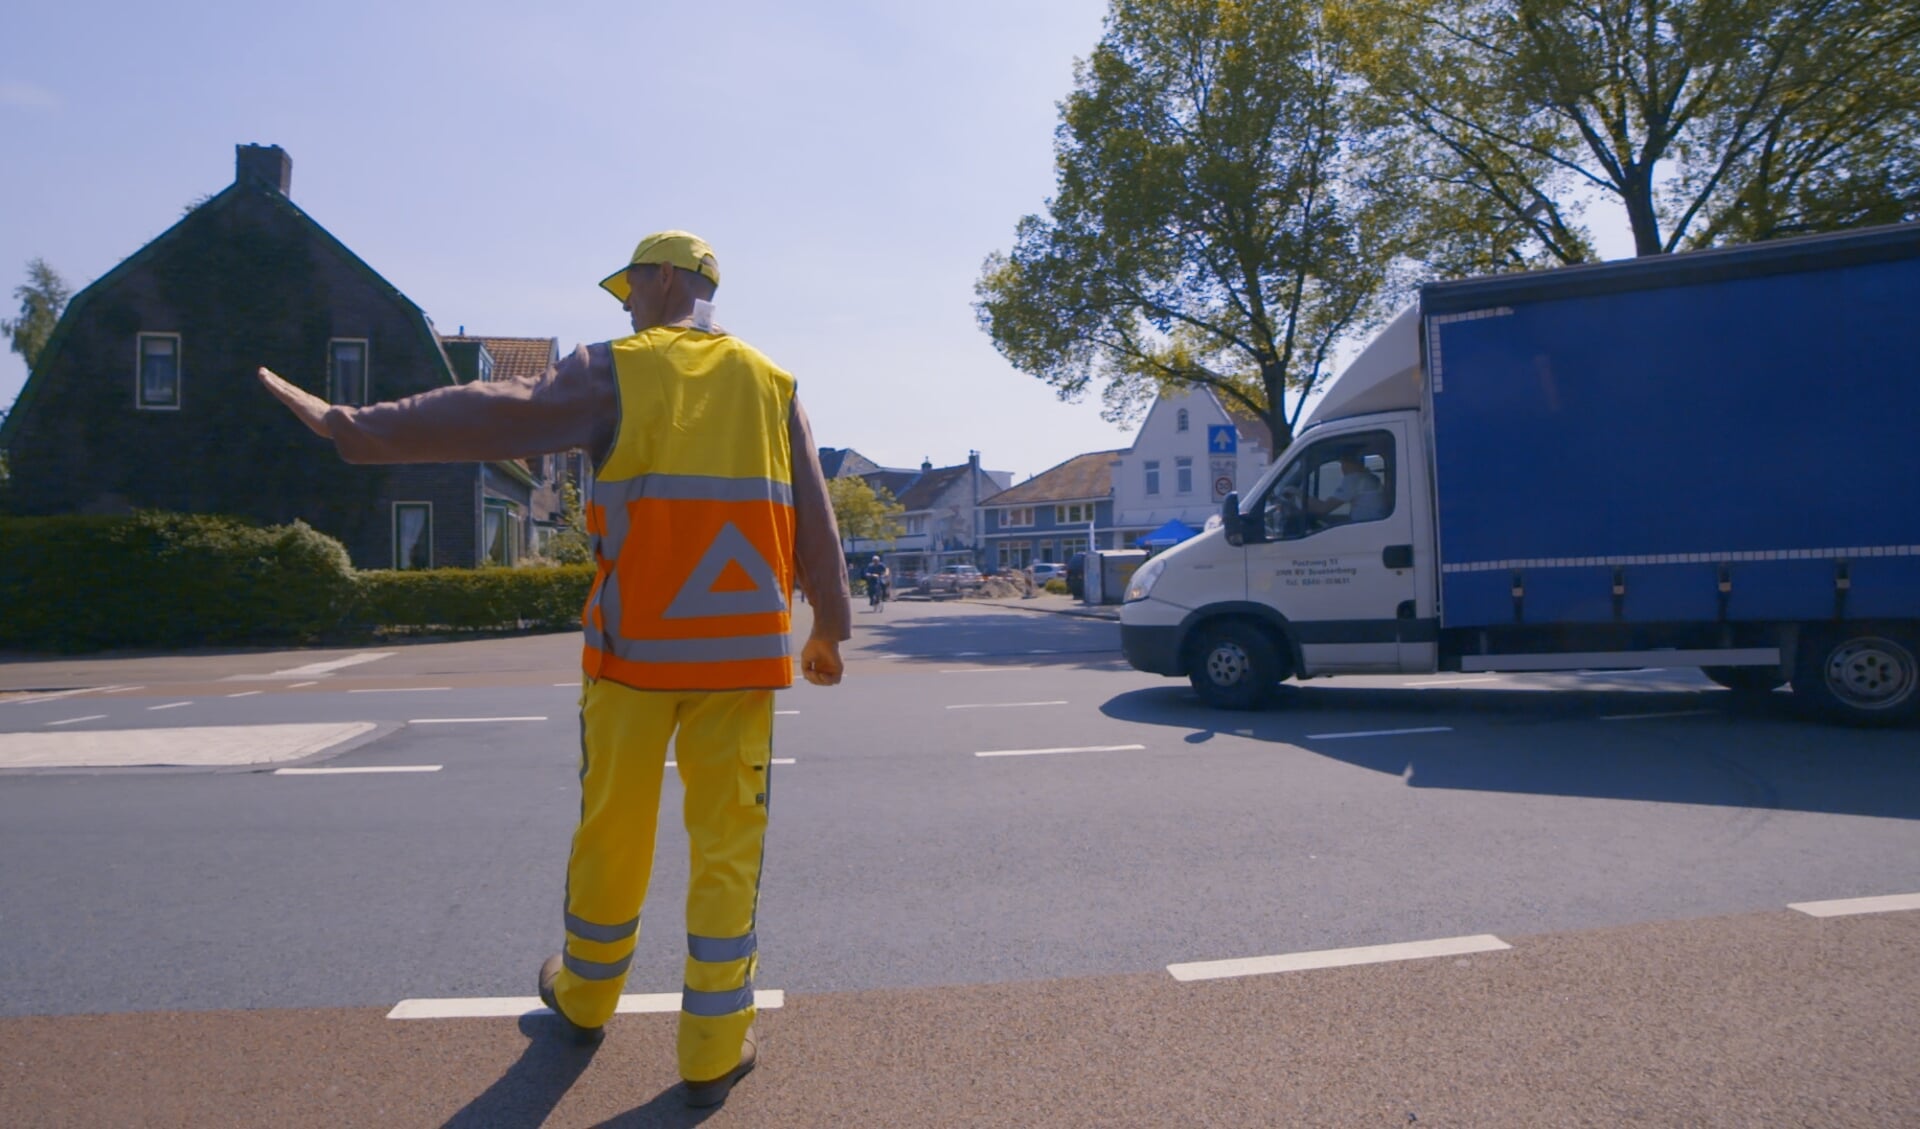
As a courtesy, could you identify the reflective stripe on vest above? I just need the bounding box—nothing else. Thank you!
[583,330,797,692]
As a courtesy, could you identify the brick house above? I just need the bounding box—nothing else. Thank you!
[0,143,565,569]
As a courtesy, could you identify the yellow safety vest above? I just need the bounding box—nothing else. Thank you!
[582,327,797,691]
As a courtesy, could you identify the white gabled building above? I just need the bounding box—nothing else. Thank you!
[1108,388,1275,549]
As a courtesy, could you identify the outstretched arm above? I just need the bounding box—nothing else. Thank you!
[257,344,615,465]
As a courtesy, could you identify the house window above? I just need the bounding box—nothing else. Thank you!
[329,339,368,405]
[1000,507,1034,528]
[393,503,432,570]
[904,515,929,536]
[478,348,495,383]
[997,540,1033,568]
[1177,409,1189,432]
[1059,536,1088,559]
[1176,457,1194,494]
[1055,503,1091,524]
[1144,460,1160,495]
[136,333,181,410]
[483,500,520,566]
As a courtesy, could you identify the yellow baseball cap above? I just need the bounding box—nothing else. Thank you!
[598,230,721,302]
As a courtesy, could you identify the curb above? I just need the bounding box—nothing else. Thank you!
[973,600,1121,622]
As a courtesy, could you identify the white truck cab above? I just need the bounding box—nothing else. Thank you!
[1120,309,1439,708]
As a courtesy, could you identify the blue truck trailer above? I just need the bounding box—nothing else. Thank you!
[1119,221,1920,725]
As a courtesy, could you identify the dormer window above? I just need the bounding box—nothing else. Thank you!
[1176,408,1189,432]
[478,348,495,383]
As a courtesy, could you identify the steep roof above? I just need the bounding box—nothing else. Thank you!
[440,335,558,382]
[981,449,1124,506]
[862,469,920,502]
[896,463,973,511]
[819,447,885,478]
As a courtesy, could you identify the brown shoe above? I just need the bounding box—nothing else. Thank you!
[537,953,604,1046]
[683,1027,757,1108]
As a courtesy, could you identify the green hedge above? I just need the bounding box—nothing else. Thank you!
[0,512,596,652]
[0,512,357,651]
[353,566,593,633]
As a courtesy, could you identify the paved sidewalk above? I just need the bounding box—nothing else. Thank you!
[972,594,1121,621]
[4,907,1913,1127]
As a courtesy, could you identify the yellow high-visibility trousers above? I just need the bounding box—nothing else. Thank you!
[552,677,772,1082]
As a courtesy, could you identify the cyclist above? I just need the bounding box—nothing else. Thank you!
[862,555,890,611]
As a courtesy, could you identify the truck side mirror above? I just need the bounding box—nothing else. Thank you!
[1221,492,1245,547]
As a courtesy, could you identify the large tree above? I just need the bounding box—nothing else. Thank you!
[976,0,1417,454]
[3,258,71,373]
[828,476,905,552]
[1355,0,1920,266]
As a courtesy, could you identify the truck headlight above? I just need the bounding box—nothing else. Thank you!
[1125,557,1167,603]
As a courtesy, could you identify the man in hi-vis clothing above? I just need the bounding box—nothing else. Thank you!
[259,231,851,1107]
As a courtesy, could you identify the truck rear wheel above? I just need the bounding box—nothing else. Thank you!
[1701,666,1786,695]
[1187,620,1286,710]
[1791,627,1919,727]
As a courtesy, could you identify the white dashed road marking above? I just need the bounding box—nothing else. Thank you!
[4,686,130,706]
[975,744,1145,758]
[287,682,319,689]
[947,701,1069,710]
[665,758,795,768]
[388,989,785,1020]
[940,666,1036,674]
[349,687,452,694]
[1305,726,1453,740]
[102,686,146,694]
[225,652,395,681]
[408,717,549,724]
[1600,709,1715,721]
[1789,892,1920,918]
[276,765,443,776]
[45,715,106,727]
[225,691,263,698]
[1168,934,1512,982]
[147,702,193,711]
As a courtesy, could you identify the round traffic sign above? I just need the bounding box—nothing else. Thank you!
[1213,475,1234,496]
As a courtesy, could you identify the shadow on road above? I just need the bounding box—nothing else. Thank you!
[440,1014,606,1129]
[1100,682,1920,822]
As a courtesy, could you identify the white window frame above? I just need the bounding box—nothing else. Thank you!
[1176,456,1194,495]
[1176,408,1189,432]
[1000,506,1035,528]
[1058,536,1088,559]
[135,333,182,411]
[392,502,433,570]
[1054,503,1092,525]
[904,514,929,536]
[997,540,1033,568]
[328,338,369,406]
[1144,460,1160,495]
[482,499,521,566]
[477,348,495,383]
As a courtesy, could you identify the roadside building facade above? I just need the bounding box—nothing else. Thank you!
[0,144,565,569]
[979,449,1124,568]
[1107,388,1274,550]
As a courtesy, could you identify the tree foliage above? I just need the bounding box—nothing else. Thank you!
[542,474,593,565]
[976,0,1416,453]
[1353,0,1920,265]
[3,258,71,373]
[828,476,905,549]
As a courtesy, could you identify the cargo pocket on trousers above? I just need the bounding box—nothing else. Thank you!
[740,747,769,807]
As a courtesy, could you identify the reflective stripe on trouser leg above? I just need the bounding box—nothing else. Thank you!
[554,678,677,1029]
[673,689,774,1082]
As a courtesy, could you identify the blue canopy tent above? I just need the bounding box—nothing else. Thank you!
[1136,518,1200,549]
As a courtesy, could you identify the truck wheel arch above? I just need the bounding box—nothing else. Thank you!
[1178,603,1300,682]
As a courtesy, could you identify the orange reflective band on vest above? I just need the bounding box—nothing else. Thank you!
[582,329,798,692]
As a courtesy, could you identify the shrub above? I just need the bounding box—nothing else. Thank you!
[354,565,594,632]
[1044,578,1070,594]
[0,511,356,651]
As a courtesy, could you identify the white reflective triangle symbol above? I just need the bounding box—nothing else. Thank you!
[663,522,788,620]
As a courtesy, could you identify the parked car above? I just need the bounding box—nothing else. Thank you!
[1065,553,1087,600]
[927,564,985,593]
[1031,561,1066,584]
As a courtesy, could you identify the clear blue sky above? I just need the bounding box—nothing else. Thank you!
[1,1,1635,483]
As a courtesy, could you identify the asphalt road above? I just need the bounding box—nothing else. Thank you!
[2,597,1916,1125]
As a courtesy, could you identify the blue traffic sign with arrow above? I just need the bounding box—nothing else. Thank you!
[1207,424,1237,454]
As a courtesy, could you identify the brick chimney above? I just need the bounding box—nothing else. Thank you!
[236,143,291,195]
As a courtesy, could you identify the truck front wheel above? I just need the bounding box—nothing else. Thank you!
[1792,627,1919,726]
[1187,620,1286,710]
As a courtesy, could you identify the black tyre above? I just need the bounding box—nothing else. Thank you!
[1187,620,1287,710]
[1791,626,1920,727]
[1701,666,1786,694]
